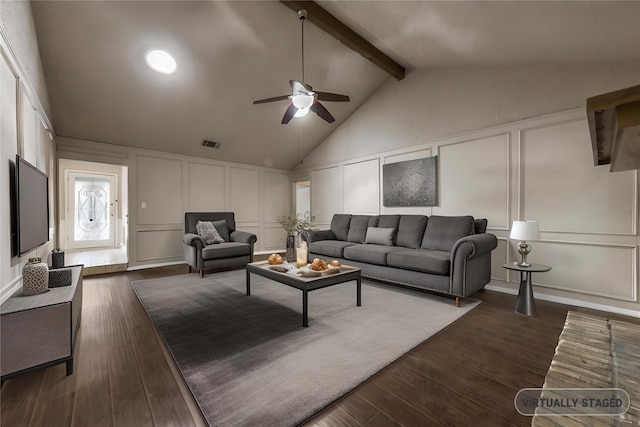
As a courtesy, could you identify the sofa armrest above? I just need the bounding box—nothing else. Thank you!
[307,229,336,244]
[451,233,497,259]
[183,233,205,248]
[230,230,256,262]
[230,230,257,245]
[450,233,498,297]
[183,233,205,270]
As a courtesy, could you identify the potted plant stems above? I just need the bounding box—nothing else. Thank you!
[277,211,316,264]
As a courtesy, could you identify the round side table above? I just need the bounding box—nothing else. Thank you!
[502,263,551,316]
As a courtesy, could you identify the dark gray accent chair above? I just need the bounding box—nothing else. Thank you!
[183,212,257,278]
[308,214,497,307]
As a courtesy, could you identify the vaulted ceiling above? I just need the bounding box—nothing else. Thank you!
[31,1,640,170]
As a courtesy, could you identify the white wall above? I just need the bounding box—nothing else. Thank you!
[0,1,51,119]
[302,64,640,168]
[296,64,640,316]
[56,137,292,268]
[1,6,55,302]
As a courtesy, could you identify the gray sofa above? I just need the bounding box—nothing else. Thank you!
[308,214,497,306]
[183,212,257,278]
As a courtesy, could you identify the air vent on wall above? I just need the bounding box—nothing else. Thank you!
[202,140,222,149]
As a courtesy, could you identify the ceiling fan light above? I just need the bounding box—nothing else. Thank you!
[292,94,314,110]
[294,107,310,118]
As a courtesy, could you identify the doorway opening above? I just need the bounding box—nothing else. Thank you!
[58,159,128,273]
[295,180,310,217]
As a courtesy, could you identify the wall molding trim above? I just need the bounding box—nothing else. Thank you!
[524,241,637,302]
[501,240,637,302]
[518,117,638,236]
[0,21,54,133]
[437,131,511,229]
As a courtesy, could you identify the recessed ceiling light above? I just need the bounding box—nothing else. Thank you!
[145,50,176,74]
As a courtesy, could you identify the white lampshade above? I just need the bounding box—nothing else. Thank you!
[292,94,314,110]
[510,221,540,241]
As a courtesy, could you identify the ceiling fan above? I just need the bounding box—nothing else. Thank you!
[252,9,350,124]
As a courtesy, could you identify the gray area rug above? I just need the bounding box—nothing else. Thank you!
[132,269,480,427]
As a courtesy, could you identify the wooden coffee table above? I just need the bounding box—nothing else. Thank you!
[245,261,361,327]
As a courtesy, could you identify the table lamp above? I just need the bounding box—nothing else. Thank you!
[510,221,540,267]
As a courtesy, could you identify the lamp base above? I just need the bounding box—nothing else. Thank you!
[517,241,532,267]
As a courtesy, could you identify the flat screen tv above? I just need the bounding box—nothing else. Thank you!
[15,155,49,256]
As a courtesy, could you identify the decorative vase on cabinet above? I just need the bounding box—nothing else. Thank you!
[52,250,65,269]
[22,257,49,296]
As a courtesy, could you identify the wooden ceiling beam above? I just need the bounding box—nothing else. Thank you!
[280,0,405,81]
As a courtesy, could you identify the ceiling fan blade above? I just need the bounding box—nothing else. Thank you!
[310,101,335,123]
[281,103,298,124]
[290,80,313,94]
[253,95,291,105]
[316,92,350,102]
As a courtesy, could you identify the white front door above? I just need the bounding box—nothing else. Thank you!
[66,172,116,249]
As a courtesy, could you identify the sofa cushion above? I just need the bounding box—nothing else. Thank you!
[387,249,451,275]
[378,214,401,229]
[348,215,378,243]
[201,242,250,260]
[474,218,488,234]
[330,214,352,241]
[309,240,357,258]
[421,215,475,252]
[343,244,405,265]
[365,227,396,246]
[196,221,225,244]
[396,215,428,249]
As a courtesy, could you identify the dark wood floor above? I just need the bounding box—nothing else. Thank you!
[1,265,637,427]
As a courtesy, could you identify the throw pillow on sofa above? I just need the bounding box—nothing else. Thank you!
[365,227,396,246]
[196,221,225,245]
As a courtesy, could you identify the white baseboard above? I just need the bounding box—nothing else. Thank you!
[0,276,22,304]
[127,261,186,271]
[255,250,284,255]
[485,283,640,319]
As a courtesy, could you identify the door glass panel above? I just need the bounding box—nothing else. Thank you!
[74,176,110,242]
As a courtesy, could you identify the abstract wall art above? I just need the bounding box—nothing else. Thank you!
[383,156,438,207]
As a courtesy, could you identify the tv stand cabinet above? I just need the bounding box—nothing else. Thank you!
[1,265,83,383]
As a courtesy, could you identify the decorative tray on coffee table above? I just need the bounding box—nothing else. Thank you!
[298,265,340,277]
[267,263,342,277]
